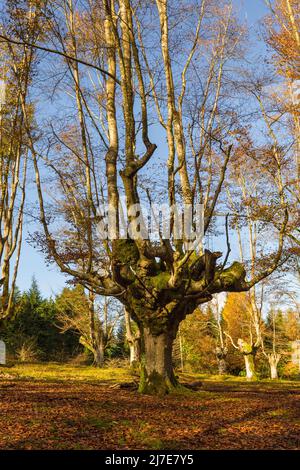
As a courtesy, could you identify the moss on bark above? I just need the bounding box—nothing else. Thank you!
[113,239,139,265]
[148,271,170,289]
[218,262,246,290]
[138,368,178,395]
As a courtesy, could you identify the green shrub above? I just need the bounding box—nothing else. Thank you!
[281,361,300,379]
[16,338,41,363]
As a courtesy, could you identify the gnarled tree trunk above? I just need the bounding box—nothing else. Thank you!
[216,347,228,375]
[267,352,281,380]
[244,353,256,380]
[217,357,227,375]
[238,339,257,380]
[124,309,141,368]
[79,335,105,367]
[139,326,178,395]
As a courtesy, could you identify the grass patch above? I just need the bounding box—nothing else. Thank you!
[0,363,132,384]
[1,363,299,391]
[267,408,291,418]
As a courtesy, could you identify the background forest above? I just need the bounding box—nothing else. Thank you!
[2,277,300,381]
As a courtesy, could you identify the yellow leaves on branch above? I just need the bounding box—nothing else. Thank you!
[266,0,300,80]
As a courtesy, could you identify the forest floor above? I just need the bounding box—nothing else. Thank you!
[0,363,299,450]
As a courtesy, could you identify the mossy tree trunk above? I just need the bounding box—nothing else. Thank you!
[216,347,228,375]
[138,326,178,395]
[238,339,257,380]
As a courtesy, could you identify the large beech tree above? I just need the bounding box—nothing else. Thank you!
[4,0,289,394]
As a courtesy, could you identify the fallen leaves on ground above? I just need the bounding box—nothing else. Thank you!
[0,376,299,450]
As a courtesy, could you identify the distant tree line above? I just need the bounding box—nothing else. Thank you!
[175,292,300,379]
[0,278,128,364]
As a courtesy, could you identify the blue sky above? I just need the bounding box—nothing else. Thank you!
[235,0,268,23]
[16,0,270,297]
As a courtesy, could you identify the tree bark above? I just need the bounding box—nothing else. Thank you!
[217,358,227,375]
[124,308,141,368]
[244,353,256,380]
[93,340,105,367]
[216,347,228,375]
[79,335,105,367]
[88,291,101,366]
[237,339,257,380]
[139,326,178,395]
[270,362,278,380]
[268,353,280,380]
[129,339,141,367]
